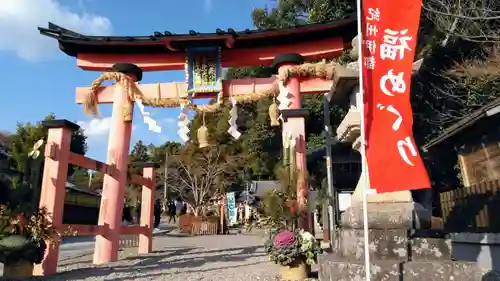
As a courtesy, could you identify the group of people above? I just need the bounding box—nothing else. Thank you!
[123,198,186,230]
[126,198,261,229]
[163,198,187,224]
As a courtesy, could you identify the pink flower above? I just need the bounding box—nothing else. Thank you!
[273,231,296,248]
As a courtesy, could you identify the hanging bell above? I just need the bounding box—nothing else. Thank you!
[197,125,209,148]
[268,101,280,127]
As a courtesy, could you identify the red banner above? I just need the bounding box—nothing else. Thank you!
[361,0,431,192]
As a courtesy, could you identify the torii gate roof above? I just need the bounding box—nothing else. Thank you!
[38,14,357,71]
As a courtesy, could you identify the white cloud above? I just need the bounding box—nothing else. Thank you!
[77,117,112,137]
[0,0,112,61]
[77,117,137,143]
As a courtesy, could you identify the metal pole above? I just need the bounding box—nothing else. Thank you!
[323,94,336,250]
[88,170,93,190]
[163,151,168,213]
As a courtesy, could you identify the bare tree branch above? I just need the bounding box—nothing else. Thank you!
[167,146,242,216]
[423,0,500,43]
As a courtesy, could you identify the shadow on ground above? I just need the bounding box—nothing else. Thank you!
[35,245,266,280]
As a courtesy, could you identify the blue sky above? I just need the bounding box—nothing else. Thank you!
[0,0,269,161]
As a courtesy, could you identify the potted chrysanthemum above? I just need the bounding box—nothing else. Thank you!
[264,229,322,281]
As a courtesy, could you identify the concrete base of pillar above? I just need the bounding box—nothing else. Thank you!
[319,226,500,280]
[318,255,498,281]
[316,200,500,280]
[341,201,432,229]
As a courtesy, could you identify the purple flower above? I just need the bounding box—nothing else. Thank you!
[273,231,296,249]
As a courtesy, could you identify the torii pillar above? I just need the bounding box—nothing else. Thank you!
[274,54,311,231]
[93,63,143,264]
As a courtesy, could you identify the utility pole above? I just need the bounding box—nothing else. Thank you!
[324,94,336,250]
[88,170,93,190]
[163,151,168,213]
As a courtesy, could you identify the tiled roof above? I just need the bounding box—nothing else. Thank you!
[38,14,357,57]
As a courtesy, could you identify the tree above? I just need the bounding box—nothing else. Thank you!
[222,0,353,181]
[150,141,182,201]
[8,113,87,177]
[127,140,154,205]
[422,0,500,44]
[129,140,151,165]
[251,0,355,29]
[167,145,242,216]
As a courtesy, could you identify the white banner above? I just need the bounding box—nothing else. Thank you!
[226,192,237,226]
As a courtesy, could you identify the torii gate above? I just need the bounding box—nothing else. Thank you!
[39,16,357,265]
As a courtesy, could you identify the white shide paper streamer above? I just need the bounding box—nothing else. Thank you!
[227,97,241,139]
[177,105,191,142]
[277,81,292,120]
[135,98,161,133]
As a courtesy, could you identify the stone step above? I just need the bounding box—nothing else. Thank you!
[318,254,497,281]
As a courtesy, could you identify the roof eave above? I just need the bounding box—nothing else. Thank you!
[423,97,500,151]
[38,14,357,48]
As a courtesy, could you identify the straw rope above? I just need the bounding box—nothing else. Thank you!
[83,62,338,116]
[278,62,338,83]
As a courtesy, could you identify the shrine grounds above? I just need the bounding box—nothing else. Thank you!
[11,231,318,281]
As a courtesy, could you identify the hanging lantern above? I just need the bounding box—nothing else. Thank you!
[268,98,280,127]
[197,125,209,148]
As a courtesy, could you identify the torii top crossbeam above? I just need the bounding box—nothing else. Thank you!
[39,15,357,72]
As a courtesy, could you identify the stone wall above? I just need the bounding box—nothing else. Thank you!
[319,229,500,280]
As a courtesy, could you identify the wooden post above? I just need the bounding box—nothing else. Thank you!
[139,163,156,254]
[94,77,135,264]
[33,120,80,276]
[219,198,225,234]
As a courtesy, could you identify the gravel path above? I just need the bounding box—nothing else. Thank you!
[31,232,285,281]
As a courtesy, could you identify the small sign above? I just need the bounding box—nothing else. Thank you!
[226,192,237,226]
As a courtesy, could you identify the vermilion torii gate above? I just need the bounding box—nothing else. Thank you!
[38,16,357,267]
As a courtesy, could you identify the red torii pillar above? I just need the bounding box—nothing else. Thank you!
[34,120,79,275]
[273,54,311,231]
[93,63,142,264]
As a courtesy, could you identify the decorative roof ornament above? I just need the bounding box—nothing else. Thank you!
[227,97,241,139]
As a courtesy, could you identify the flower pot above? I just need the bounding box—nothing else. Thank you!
[3,260,34,279]
[279,261,308,281]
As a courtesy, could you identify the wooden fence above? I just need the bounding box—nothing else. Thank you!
[178,214,221,235]
[440,179,500,233]
[34,120,157,275]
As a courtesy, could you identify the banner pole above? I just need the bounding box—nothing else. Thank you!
[355,1,372,280]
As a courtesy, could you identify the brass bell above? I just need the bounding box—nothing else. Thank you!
[268,101,280,127]
[197,125,209,148]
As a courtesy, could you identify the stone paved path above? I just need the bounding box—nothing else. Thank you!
[28,232,288,281]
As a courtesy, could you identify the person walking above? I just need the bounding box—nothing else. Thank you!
[154,199,162,229]
[168,201,177,224]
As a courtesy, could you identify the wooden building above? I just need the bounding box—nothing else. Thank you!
[424,97,500,232]
[424,97,500,186]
